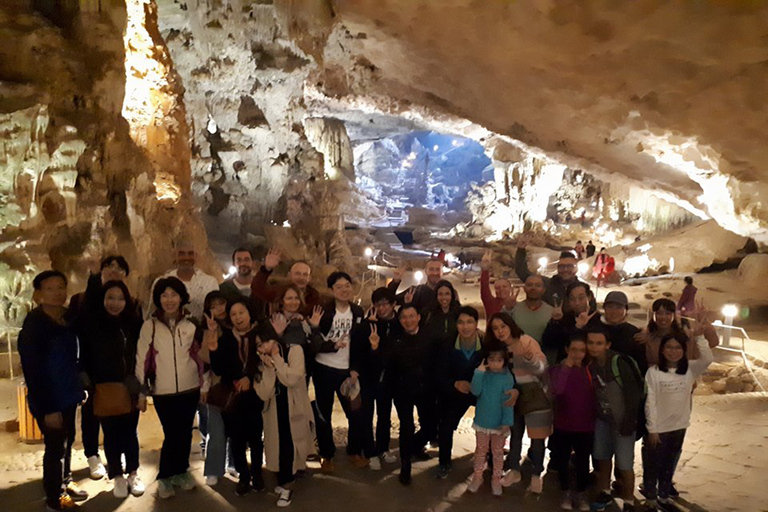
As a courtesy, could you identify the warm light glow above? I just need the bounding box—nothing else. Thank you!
[228,266,237,277]
[722,304,738,318]
[669,257,675,272]
[577,261,589,276]
[364,247,373,257]
[637,243,652,253]
[538,256,548,269]
[282,220,291,228]
[414,270,424,282]
[623,254,660,276]
[153,174,181,204]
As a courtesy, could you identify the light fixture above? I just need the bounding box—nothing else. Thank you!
[721,304,738,348]
[364,247,373,257]
[538,256,548,269]
[228,265,237,276]
[722,304,738,318]
[414,270,424,282]
[577,261,589,276]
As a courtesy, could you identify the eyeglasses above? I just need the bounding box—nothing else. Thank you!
[104,263,127,274]
[558,264,576,270]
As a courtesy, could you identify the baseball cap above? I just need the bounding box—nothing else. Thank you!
[604,291,628,308]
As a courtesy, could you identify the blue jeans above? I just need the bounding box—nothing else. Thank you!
[204,405,228,477]
[593,418,636,471]
[642,429,686,500]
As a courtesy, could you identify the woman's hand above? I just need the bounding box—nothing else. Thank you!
[271,313,288,336]
[504,388,520,407]
[234,376,251,392]
[204,312,218,331]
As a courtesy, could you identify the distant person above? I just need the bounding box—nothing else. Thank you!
[479,249,517,317]
[19,271,88,511]
[574,241,585,260]
[593,248,614,287]
[251,248,321,317]
[152,240,219,320]
[514,234,584,306]
[388,258,444,312]
[586,240,596,258]
[677,276,697,316]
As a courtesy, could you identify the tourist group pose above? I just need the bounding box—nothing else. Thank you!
[18,239,718,511]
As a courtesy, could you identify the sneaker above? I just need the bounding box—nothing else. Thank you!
[491,477,502,496]
[501,469,521,487]
[320,458,335,473]
[226,466,240,479]
[127,473,145,497]
[252,473,265,492]
[413,448,431,461]
[88,455,106,480]
[592,491,613,511]
[574,492,590,511]
[236,480,250,496]
[113,476,129,498]
[349,454,370,468]
[527,475,543,494]
[277,488,293,507]
[467,475,483,493]
[369,456,381,470]
[58,494,79,510]
[205,475,219,486]
[560,493,574,510]
[435,464,452,480]
[65,482,88,501]
[157,479,175,499]
[398,469,412,486]
[382,451,397,464]
[174,472,196,491]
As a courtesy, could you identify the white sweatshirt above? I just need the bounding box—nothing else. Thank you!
[645,337,714,434]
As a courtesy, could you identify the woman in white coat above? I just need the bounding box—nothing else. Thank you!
[254,337,315,507]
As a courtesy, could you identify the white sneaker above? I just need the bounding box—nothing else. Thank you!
[369,456,381,470]
[157,478,175,499]
[88,455,107,480]
[527,475,543,494]
[113,476,129,498]
[128,473,145,496]
[382,451,397,464]
[501,469,521,487]
[205,476,219,486]
[226,467,240,479]
[467,475,483,493]
[277,488,293,507]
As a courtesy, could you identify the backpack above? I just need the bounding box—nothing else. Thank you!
[610,353,648,440]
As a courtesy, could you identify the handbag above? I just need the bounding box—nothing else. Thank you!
[515,381,552,416]
[207,382,236,413]
[93,382,133,417]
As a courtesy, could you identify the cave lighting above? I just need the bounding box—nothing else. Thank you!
[669,257,675,272]
[206,116,218,134]
[722,304,738,319]
[637,243,652,253]
[433,145,439,151]
[283,220,291,228]
[538,256,548,269]
[577,261,589,276]
[623,254,660,276]
[153,175,181,204]
[414,270,424,283]
[228,265,237,277]
[364,247,373,257]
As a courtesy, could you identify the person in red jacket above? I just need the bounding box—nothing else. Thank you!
[479,250,518,317]
[250,248,321,316]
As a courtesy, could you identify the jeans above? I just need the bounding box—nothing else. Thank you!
[437,395,473,467]
[204,405,228,477]
[549,428,593,492]
[313,363,352,459]
[36,406,76,507]
[355,377,394,458]
[101,409,140,479]
[197,403,209,447]
[642,429,687,500]
[394,391,437,478]
[223,391,264,484]
[154,389,200,480]
[505,411,546,475]
[80,394,101,458]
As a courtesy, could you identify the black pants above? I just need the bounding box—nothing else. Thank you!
[313,363,352,459]
[80,394,101,458]
[549,428,594,492]
[394,391,437,477]
[276,384,295,486]
[642,429,687,500]
[101,410,140,479]
[355,378,393,458]
[223,391,264,484]
[437,395,473,467]
[154,389,200,480]
[36,406,76,507]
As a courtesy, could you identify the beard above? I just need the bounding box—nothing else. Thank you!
[238,265,252,276]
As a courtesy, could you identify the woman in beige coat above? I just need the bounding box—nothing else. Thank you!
[254,338,315,507]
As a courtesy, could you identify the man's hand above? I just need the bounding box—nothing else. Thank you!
[369,323,380,351]
[454,380,471,394]
[308,306,324,329]
[504,388,520,407]
[480,249,492,271]
[575,310,597,329]
[404,286,415,304]
[634,328,650,345]
[234,376,251,392]
[44,412,63,430]
[503,287,520,309]
[264,248,281,271]
[551,299,564,321]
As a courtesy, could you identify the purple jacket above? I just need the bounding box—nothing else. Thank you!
[549,364,596,432]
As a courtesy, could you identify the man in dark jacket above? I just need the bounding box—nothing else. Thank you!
[601,291,646,374]
[387,305,442,485]
[349,287,403,469]
[250,247,322,317]
[434,306,485,479]
[541,281,602,365]
[18,271,88,511]
[515,236,585,307]
[387,258,444,312]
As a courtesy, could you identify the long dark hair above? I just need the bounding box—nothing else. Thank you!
[485,312,524,343]
[648,298,686,334]
[101,280,138,324]
[658,332,689,375]
[424,279,461,318]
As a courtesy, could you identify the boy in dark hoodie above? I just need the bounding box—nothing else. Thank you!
[587,328,644,512]
[18,271,87,511]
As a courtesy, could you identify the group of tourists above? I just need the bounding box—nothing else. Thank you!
[18,238,719,512]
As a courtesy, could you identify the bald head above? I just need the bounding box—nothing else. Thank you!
[289,261,311,289]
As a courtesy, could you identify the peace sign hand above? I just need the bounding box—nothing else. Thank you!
[404,286,416,304]
[551,298,564,321]
[480,249,492,271]
[271,313,288,336]
[204,312,218,331]
[369,323,380,350]
[575,310,597,329]
[308,306,324,328]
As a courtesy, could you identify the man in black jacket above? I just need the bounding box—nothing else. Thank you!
[388,305,441,485]
[515,236,585,307]
[387,258,444,312]
[541,281,602,365]
[349,287,403,470]
[434,306,485,479]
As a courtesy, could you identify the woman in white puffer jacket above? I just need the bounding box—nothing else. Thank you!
[136,277,203,499]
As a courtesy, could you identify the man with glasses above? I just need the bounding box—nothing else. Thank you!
[515,235,583,307]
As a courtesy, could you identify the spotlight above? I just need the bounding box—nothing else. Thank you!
[721,304,738,348]
[228,265,237,276]
[577,261,589,276]
[722,304,738,318]
[364,247,373,257]
[538,256,548,269]
[414,270,424,282]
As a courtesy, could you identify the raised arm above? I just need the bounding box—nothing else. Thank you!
[689,336,714,376]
